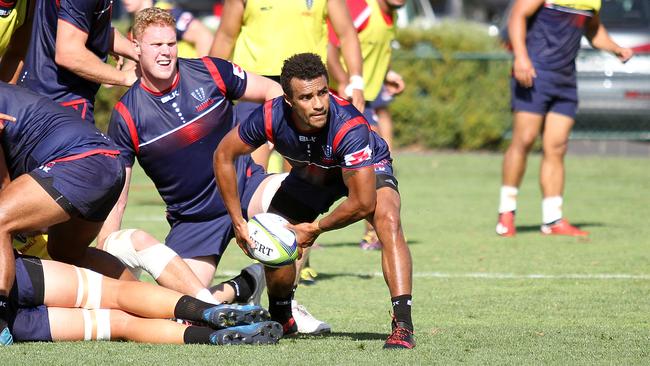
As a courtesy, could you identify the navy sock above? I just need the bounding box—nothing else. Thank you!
[225,270,254,303]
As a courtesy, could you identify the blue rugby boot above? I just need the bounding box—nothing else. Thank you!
[209,321,283,345]
[203,304,270,329]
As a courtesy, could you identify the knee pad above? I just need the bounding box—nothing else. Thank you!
[81,309,111,341]
[74,267,103,309]
[103,229,142,278]
[261,173,288,213]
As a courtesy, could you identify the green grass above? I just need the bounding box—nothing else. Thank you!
[6,152,650,364]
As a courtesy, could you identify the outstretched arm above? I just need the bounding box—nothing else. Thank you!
[182,19,214,57]
[288,166,376,247]
[213,127,257,254]
[239,72,284,103]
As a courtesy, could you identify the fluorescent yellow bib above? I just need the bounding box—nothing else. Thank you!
[0,0,27,57]
[546,0,601,12]
[233,0,329,76]
[13,234,51,260]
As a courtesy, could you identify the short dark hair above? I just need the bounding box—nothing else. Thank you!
[280,53,329,97]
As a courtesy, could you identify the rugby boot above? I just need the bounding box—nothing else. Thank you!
[383,318,415,349]
[359,228,382,250]
[202,304,270,329]
[541,219,588,237]
[242,263,266,305]
[496,211,516,237]
[291,300,331,335]
[209,321,283,345]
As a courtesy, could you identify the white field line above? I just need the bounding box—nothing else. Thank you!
[218,271,650,280]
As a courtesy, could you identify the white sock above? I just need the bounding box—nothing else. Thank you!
[195,288,219,305]
[498,186,518,213]
[542,196,563,224]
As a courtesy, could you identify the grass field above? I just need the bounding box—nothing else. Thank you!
[6,152,650,364]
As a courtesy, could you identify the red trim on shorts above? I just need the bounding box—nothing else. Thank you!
[263,100,274,144]
[60,99,88,120]
[139,72,180,96]
[52,148,120,163]
[332,116,369,152]
[114,101,140,155]
[201,57,227,95]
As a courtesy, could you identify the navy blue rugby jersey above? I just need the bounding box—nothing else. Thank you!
[108,57,253,220]
[20,0,113,104]
[525,1,599,84]
[239,93,391,189]
[0,83,118,179]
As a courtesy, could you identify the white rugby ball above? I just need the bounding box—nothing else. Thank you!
[247,213,298,267]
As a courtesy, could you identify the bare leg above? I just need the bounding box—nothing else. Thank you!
[502,111,544,188]
[48,307,187,344]
[371,187,412,296]
[375,107,394,152]
[540,112,574,198]
[0,174,70,297]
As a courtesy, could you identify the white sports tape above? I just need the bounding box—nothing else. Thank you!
[94,309,112,341]
[82,309,92,341]
[81,268,103,309]
[344,74,364,97]
[261,173,288,213]
[137,244,177,280]
[74,267,83,308]
[103,229,140,270]
[82,309,111,341]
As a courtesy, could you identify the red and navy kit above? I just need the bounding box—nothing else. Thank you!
[512,3,597,118]
[19,0,113,122]
[108,57,265,259]
[238,93,395,222]
[0,82,124,221]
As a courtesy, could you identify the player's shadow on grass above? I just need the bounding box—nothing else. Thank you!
[516,222,604,233]
[320,239,421,248]
[307,272,376,282]
[294,332,386,341]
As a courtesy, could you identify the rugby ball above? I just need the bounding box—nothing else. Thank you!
[247,213,298,267]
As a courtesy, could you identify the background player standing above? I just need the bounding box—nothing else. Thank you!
[496,0,633,237]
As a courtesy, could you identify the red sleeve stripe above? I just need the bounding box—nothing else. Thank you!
[263,99,274,144]
[115,101,140,155]
[332,116,369,152]
[202,57,227,95]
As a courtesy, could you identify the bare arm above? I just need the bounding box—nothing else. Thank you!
[209,0,244,59]
[96,167,132,248]
[111,28,139,61]
[327,43,351,97]
[55,20,137,87]
[213,127,257,254]
[182,19,214,57]
[508,0,544,88]
[585,14,634,62]
[239,72,284,103]
[288,166,376,247]
[328,0,364,111]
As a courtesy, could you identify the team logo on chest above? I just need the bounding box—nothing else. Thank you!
[191,87,215,112]
[305,0,314,10]
[321,144,334,164]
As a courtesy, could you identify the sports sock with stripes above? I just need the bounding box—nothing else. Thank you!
[225,270,254,303]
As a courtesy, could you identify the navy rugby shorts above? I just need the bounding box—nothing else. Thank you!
[511,76,578,119]
[8,255,51,342]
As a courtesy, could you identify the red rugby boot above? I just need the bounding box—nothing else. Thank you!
[541,219,588,237]
[496,211,516,237]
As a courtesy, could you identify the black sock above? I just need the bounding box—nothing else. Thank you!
[391,295,413,331]
[183,325,214,344]
[174,295,213,322]
[224,270,255,303]
[268,288,294,324]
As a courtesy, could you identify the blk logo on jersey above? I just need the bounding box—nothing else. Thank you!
[161,90,179,103]
[344,145,372,166]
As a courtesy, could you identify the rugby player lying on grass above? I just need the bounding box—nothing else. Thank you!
[3,253,281,345]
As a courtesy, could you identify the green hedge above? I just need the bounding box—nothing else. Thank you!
[390,21,512,150]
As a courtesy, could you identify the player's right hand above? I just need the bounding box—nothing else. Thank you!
[233,218,255,258]
[513,55,537,88]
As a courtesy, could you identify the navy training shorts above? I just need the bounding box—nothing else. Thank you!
[511,76,578,119]
[9,255,52,342]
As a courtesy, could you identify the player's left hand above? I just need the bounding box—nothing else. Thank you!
[0,113,16,132]
[615,47,634,63]
[286,221,321,249]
